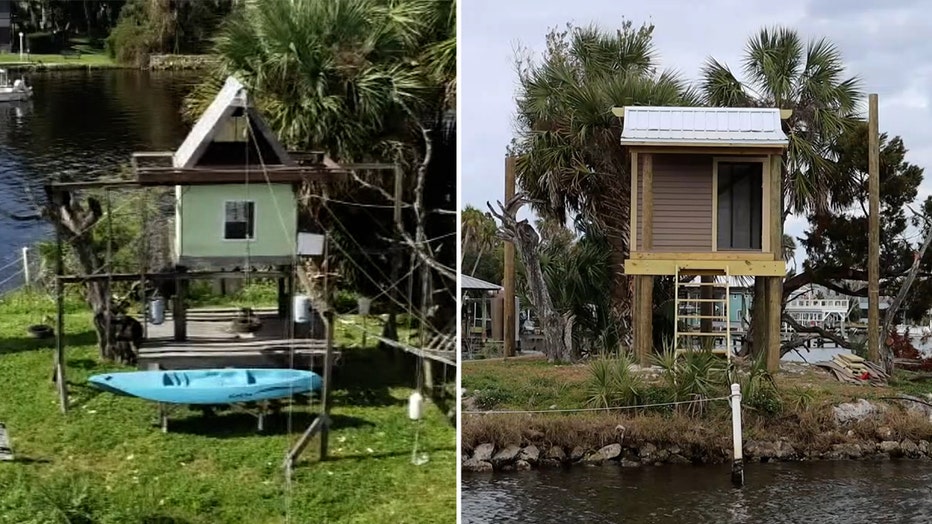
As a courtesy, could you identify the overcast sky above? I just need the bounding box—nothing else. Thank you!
[460,0,932,267]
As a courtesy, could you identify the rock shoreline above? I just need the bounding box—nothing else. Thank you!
[462,437,932,472]
[462,397,932,473]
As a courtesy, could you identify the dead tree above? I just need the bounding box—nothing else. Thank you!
[43,188,124,361]
[488,194,572,362]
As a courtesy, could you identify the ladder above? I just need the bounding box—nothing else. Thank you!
[673,266,732,360]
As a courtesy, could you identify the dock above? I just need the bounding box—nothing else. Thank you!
[139,307,337,370]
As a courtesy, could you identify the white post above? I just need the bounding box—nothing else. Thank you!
[21,247,29,286]
[18,32,23,61]
[730,383,744,487]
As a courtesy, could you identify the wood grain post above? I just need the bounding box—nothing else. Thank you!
[503,155,516,357]
[173,267,187,341]
[634,275,653,366]
[641,154,653,250]
[867,93,881,362]
[768,153,785,372]
[766,276,782,372]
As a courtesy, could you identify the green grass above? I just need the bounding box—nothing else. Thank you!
[0,52,117,67]
[0,290,454,523]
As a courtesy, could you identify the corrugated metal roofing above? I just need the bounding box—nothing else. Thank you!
[619,106,788,146]
[460,274,502,291]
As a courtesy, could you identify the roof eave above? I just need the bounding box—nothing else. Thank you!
[619,139,789,148]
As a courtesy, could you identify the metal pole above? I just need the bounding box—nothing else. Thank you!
[867,94,881,362]
[319,233,333,460]
[730,383,744,487]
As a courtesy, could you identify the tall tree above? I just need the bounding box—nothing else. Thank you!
[700,26,863,355]
[512,20,698,344]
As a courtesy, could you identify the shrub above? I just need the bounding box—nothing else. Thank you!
[585,351,643,408]
[736,355,782,415]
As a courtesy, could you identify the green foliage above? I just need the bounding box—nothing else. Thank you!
[782,385,816,412]
[654,348,728,411]
[105,16,153,66]
[736,355,782,414]
[585,352,643,408]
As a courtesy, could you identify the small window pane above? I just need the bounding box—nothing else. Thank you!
[224,201,255,239]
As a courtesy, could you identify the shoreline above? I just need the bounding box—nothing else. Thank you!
[461,397,932,473]
[0,54,217,72]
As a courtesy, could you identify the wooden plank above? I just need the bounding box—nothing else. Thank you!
[766,276,782,372]
[57,270,288,284]
[630,151,638,254]
[867,93,881,363]
[503,156,516,357]
[632,252,774,261]
[624,259,785,276]
[135,166,347,186]
[642,153,653,250]
[770,154,783,262]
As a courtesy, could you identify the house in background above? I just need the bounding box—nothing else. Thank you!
[0,1,11,53]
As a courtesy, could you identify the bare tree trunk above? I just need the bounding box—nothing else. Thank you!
[488,194,571,362]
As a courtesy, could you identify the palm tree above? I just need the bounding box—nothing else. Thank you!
[461,206,499,277]
[512,20,699,340]
[700,26,863,215]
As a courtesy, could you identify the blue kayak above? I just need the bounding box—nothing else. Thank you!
[88,368,322,404]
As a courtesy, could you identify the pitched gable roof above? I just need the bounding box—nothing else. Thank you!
[173,76,293,168]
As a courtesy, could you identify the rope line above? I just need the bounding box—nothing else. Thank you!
[461,395,733,415]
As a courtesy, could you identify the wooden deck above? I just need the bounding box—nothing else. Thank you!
[139,307,337,370]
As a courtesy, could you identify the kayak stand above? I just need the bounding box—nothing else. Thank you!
[156,400,275,433]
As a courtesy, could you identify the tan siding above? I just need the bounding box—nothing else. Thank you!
[635,156,643,251]
[649,154,713,251]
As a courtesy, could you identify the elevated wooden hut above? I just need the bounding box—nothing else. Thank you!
[615,106,789,370]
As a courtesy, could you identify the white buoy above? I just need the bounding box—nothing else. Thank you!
[408,391,423,420]
[293,294,311,324]
[149,298,165,325]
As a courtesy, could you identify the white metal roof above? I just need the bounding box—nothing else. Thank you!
[173,76,292,168]
[618,106,788,147]
[460,274,502,291]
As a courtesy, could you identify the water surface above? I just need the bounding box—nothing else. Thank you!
[462,461,932,523]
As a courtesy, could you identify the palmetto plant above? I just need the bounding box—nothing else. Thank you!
[513,21,699,337]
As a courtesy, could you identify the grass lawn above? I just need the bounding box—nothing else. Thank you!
[0,291,455,523]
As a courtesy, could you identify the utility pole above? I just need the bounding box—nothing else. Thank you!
[503,155,516,357]
[867,93,881,363]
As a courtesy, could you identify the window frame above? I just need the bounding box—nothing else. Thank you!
[712,157,770,252]
[222,199,257,241]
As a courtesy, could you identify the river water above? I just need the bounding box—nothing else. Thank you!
[0,69,194,289]
[462,461,932,523]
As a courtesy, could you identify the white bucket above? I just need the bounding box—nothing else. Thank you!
[357,297,372,316]
[293,294,311,324]
[149,298,165,325]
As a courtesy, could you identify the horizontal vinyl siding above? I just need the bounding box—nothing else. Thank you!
[634,154,712,252]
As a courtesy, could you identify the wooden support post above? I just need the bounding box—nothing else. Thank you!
[634,275,653,366]
[277,266,287,318]
[766,276,782,372]
[140,187,148,339]
[54,221,67,413]
[319,236,334,460]
[753,277,769,358]
[641,154,653,250]
[503,155,517,357]
[173,267,187,341]
[867,93,881,363]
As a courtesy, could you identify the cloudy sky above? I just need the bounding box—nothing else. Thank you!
[460,0,932,266]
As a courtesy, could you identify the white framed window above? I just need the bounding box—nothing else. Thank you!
[224,200,255,240]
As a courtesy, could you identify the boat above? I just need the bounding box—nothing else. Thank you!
[0,69,31,102]
[88,368,322,404]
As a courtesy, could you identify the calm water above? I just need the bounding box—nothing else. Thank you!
[462,461,932,523]
[0,69,195,288]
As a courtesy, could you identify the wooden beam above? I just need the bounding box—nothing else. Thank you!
[868,93,881,363]
[46,179,140,190]
[630,151,638,253]
[624,259,785,276]
[632,252,775,261]
[766,276,783,372]
[642,154,653,250]
[629,146,786,157]
[770,155,783,262]
[173,268,187,342]
[503,156,517,357]
[136,167,346,186]
[634,275,653,366]
[56,270,289,284]
[753,277,768,363]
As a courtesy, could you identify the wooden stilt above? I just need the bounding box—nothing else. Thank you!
[54,219,68,413]
[634,275,653,366]
[173,267,187,341]
[766,276,782,372]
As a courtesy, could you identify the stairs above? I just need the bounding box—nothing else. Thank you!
[673,266,732,360]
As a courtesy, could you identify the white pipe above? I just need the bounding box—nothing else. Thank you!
[21,247,29,286]
[730,382,744,487]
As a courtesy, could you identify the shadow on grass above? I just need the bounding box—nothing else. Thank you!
[333,445,457,462]
[0,330,99,356]
[163,411,373,438]
[141,517,193,524]
[7,456,52,464]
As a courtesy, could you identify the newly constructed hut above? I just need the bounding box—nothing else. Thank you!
[615,106,789,370]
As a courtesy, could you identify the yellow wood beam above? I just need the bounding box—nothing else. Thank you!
[631,251,776,261]
[624,259,785,276]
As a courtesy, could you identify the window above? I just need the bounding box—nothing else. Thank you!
[224,201,255,240]
[717,162,763,250]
